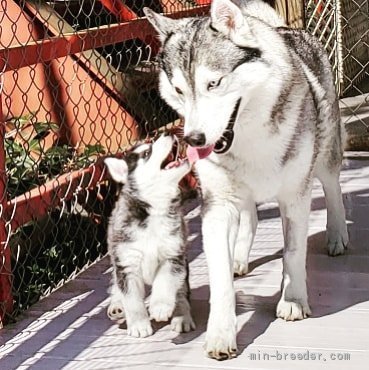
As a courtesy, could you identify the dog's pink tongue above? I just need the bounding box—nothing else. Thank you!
[186,145,215,165]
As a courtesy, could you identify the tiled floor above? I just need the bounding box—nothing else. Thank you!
[1,153,369,370]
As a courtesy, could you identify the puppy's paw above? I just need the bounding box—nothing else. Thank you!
[233,260,248,276]
[127,320,153,338]
[205,323,237,360]
[276,298,311,321]
[149,302,175,322]
[171,314,196,333]
[107,300,125,324]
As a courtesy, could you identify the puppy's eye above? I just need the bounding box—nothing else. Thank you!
[142,149,150,158]
[207,78,222,91]
[175,86,183,95]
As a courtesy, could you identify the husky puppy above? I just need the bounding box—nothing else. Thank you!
[144,0,348,360]
[105,135,195,338]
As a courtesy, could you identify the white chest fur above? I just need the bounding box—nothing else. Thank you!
[115,216,184,285]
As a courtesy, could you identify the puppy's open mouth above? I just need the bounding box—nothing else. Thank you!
[160,136,188,170]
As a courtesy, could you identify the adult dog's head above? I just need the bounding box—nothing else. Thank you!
[144,0,285,156]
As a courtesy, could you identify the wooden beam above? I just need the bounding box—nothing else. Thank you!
[25,2,128,101]
[0,5,210,72]
[4,159,108,230]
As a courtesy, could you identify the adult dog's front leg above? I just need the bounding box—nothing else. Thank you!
[233,197,258,276]
[202,202,239,360]
[277,191,312,321]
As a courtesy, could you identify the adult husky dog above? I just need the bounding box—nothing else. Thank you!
[144,0,348,360]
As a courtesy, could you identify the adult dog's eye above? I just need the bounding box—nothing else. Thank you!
[208,78,222,91]
[142,149,150,158]
[175,86,183,95]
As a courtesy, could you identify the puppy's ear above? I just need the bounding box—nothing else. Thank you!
[143,7,177,42]
[104,158,128,184]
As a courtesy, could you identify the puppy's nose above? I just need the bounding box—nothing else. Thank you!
[184,131,206,147]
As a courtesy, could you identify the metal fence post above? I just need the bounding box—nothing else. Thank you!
[0,93,13,326]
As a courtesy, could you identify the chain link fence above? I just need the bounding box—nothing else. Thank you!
[0,0,210,324]
[305,0,369,149]
[0,0,368,326]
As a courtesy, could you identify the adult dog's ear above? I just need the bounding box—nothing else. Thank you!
[211,0,245,34]
[143,7,177,42]
[210,0,257,47]
[104,158,128,184]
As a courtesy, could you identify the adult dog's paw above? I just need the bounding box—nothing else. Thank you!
[327,232,348,256]
[233,260,248,276]
[327,223,349,256]
[171,314,196,333]
[204,326,237,360]
[276,298,311,321]
[127,320,153,338]
[149,302,175,322]
[107,300,125,324]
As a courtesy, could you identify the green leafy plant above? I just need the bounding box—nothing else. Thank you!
[5,114,109,318]
[5,114,105,198]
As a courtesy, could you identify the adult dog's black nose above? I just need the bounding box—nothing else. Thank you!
[184,131,206,147]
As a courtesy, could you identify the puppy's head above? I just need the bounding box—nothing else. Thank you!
[105,135,190,195]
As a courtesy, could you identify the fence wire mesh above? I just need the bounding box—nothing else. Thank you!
[0,0,368,325]
[305,0,369,148]
[0,0,210,323]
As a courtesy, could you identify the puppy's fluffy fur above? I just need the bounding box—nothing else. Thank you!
[105,135,195,337]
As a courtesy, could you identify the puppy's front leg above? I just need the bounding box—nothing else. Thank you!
[115,262,153,338]
[149,257,184,322]
[107,277,125,323]
[149,255,195,332]
[202,201,239,360]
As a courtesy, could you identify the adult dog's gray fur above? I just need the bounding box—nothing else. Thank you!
[144,0,348,360]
